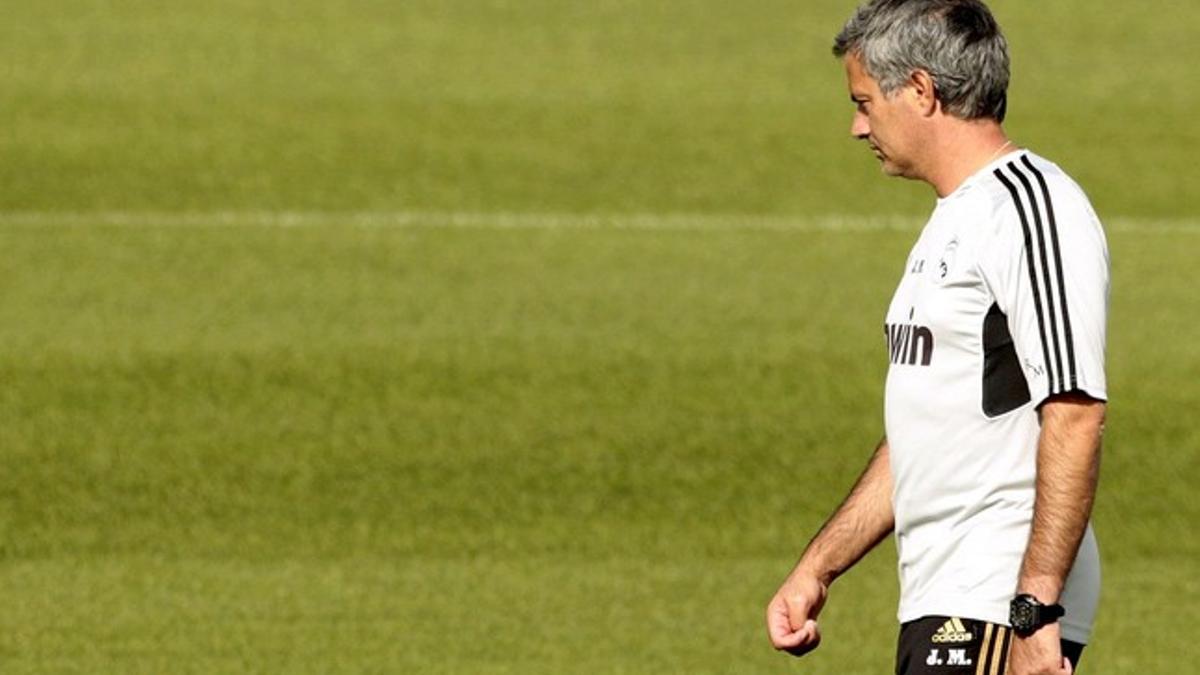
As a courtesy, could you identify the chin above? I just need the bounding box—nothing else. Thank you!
[880,160,916,180]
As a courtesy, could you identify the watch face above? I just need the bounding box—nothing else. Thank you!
[1011,600,1036,631]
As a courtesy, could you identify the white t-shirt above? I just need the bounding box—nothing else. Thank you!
[883,149,1108,644]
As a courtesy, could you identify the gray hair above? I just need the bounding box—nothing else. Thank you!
[833,0,1010,122]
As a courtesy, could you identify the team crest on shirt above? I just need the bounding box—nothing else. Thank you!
[936,238,958,282]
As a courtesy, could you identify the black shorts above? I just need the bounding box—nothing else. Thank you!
[896,616,1085,675]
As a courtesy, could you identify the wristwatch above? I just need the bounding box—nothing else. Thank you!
[1009,594,1065,637]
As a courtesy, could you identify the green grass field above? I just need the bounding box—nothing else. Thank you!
[1,1,1197,673]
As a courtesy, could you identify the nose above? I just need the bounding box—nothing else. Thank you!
[851,110,870,139]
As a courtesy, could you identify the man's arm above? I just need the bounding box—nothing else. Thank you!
[766,437,895,656]
[1009,393,1106,675]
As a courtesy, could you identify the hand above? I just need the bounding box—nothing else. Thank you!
[1007,623,1072,675]
[766,572,828,657]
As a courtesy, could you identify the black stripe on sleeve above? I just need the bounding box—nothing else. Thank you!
[993,168,1057,397]
[1021,154,1078,390]
[1007,161,1066,395]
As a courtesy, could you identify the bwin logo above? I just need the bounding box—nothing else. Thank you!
[884,323,934,366]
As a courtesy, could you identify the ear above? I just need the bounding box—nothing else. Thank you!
[907,69,939,116]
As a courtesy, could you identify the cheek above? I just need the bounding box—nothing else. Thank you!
[872,110,910,147]
[867,112,891,142]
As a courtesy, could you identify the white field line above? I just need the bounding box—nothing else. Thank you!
[0,211,926,231]
[0,210,1194,233]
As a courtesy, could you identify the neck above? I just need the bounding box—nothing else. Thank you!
[921,120,1013,198]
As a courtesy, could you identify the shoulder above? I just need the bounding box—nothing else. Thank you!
[990,152,1102,228]
[975,151,1106,250]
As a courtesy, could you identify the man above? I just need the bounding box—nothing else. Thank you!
[765,2,1109,674]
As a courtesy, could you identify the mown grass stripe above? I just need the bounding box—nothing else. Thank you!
[0,211,1195,233]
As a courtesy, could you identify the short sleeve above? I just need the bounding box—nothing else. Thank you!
[981,157,1109,405]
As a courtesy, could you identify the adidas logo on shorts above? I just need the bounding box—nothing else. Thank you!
[931,617,974,644]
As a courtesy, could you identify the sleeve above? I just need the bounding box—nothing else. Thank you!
[981,163,1109,406]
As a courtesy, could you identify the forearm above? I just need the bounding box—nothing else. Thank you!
[1018,394,1106,601]
[794,438,895,587]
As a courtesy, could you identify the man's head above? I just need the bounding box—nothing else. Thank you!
[833,0,1010,181]
[834,0,1010,121]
